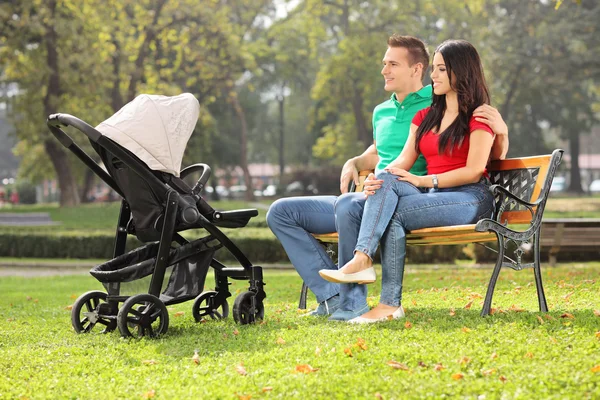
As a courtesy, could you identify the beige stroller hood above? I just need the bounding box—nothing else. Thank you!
[96,93,200,177]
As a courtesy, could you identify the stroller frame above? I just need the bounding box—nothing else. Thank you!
[47,113,266,338]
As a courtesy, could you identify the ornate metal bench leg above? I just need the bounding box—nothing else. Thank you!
[481,234,504,317]
[298,282,308,310]
[532,231,548,312]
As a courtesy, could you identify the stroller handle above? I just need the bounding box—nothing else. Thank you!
[47,113,102,145]
[180,163,212,197]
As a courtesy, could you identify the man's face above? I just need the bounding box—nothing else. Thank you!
[381,46,417,94]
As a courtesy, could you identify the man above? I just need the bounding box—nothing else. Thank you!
[267,35,508,321]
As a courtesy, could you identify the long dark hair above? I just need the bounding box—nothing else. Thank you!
[415,40,490,154]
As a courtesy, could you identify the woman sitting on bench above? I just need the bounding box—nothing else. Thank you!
[319,39,496,323]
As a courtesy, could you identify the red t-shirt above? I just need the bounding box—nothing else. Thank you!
[412,107,494,175]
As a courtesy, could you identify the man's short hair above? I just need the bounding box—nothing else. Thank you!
[387,35,430,79]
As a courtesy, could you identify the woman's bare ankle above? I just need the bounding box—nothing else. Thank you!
[340,252,372,274]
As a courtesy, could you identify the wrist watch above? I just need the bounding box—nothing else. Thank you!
[432,175,439,190]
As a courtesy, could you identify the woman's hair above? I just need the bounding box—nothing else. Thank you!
[415,39,490,154]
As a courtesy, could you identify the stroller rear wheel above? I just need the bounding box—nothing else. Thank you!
[192,291,229,322]
[233,291,264,325]
[117,294,169,338]
[71,291,115,334]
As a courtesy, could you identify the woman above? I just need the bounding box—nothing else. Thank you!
[319,39,496,323]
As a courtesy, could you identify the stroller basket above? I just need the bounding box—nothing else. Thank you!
[91,236,220,304]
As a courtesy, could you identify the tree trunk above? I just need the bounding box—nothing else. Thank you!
[567,129,584,193]
[230,93,255,201]
[43,0,80,207]
[277,90,285,179]
[80,168,96,203]
[350,85,371,148]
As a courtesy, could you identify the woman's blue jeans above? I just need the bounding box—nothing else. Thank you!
[355,172,495,307]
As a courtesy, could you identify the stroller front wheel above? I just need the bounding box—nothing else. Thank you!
[71,290,114,334]
[192,291,229,322]
[117,294,169,338]
[233,291,264,325]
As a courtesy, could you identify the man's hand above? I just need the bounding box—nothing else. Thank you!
[340,158,359,194]
[363,173,383,197]
[473,104,508,138]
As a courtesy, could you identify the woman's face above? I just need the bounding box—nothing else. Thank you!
[430,52,454,96]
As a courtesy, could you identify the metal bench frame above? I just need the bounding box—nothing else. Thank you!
[300,149,564,316]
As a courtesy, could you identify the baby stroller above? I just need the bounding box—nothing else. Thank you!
[46,93,266,338]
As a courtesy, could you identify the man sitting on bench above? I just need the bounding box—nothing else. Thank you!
[267,35,509,321]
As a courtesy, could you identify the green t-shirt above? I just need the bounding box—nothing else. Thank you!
[372,85,432,175]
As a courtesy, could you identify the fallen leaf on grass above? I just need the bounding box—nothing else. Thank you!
[499,375,508,382]
[434,363,445,371]
[591,365,600,373]
[464,300,474,310]
[404,321,413,329]
[560,313,575,319]
[375,393,384,399]
[595,331,600,339]
[536,316,545,325]
[65,305,73,310]
[236,364,247,376]
[276,337,286,345]
[295,364,318,374]
[192,350,200,365]
[387,360,409,370]
[262,387,273,392]
[544,314,555,321]
[508,304,525,312]
[235,394,251,400]
[174,311,184,317]
[482,368,496,376]
[356,337,368,351]
[451,373,464,380]
[143,390,156,399]
[418,361,428,368]
[549,337,558,344]
[26,296,32,301]
[458,357,471,365]
[70,294,77,299]
[449,308,456,317]
[593,310,600,317]
[562,292,574,301]
[233,329,240,336]
[142,360,158,365]
[524,352,534,359]
[491,352,498,359]
[461,327,472,333]
[344,347,353,357]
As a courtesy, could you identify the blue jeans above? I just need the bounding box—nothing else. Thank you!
[266,195,368,311]
[355,172,494,307]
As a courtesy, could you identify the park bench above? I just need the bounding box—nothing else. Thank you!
[299,149,564,317]
[540,218,600,266]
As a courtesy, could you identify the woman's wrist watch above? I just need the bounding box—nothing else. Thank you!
[432,175,439,190]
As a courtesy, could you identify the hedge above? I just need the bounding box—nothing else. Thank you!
[1,230,584,264]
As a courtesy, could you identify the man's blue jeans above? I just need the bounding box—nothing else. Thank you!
[266,194,368,312]
[355,172,495,307]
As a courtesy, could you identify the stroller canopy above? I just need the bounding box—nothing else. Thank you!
[96,93,200,177]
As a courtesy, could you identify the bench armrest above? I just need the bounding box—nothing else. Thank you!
[489,184,541,209]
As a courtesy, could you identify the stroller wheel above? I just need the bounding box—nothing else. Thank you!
[71,291,114,334]
[117,294,169,338]
[233,291,264,325]
[192,291,229,322]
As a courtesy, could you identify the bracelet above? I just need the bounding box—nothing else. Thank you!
[432,175,439,190]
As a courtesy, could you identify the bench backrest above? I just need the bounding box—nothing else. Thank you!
[354,149,564,225]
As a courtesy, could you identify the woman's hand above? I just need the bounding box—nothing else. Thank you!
[363,173,383,197]
[385,167,422,187]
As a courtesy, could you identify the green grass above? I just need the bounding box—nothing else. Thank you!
[1,263,599,399]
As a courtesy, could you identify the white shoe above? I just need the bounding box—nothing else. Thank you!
[348,306,405,324]
[318,267,376,284]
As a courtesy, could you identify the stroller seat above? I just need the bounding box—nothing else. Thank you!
[47,93,267,338]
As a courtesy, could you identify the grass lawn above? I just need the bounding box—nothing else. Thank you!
[1,263,599,399]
